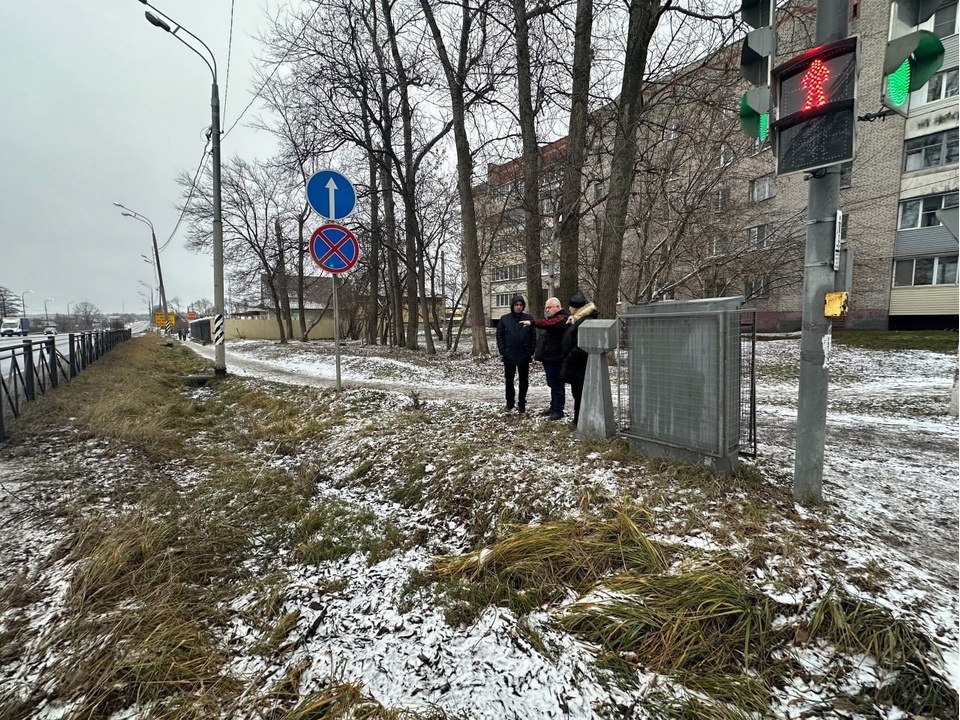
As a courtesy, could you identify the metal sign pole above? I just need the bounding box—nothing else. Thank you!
[334,274,342,391]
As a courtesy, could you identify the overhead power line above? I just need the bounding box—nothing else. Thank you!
[222,2,322,140]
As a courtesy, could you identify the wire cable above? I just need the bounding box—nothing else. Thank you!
[223,0,237,123]
[161,136,212,252]
[222,1,322,139]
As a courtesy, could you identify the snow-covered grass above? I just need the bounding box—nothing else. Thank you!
[0,331,956,720]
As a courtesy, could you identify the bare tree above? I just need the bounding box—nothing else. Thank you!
[179,157,296,342]
[419,0,502,355]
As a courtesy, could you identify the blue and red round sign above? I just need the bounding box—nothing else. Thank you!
[310,224,360,274]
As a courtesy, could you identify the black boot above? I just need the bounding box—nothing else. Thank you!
[517,402,526,413]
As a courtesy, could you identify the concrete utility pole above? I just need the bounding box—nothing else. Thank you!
[141,1,227,377]
[793,0,848,504]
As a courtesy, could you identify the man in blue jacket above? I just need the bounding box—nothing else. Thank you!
[496,294,536,412]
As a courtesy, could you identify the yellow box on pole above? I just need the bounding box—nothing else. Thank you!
[824,292,849,317]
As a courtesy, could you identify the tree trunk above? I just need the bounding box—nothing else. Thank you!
[596,0,663,319]
[557,0,594,304]
[297,210,308,341]
[276,218,294,342]
[419,0,490,355]
[513,0,544,314]
[363,104,381,346]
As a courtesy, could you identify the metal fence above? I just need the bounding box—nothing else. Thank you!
[0,330,131,441]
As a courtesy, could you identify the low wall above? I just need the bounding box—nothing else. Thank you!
[225,317,339,341]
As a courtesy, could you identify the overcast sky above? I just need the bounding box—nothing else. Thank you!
[0,2,293,318]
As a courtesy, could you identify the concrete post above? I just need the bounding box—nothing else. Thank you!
[574,319,618,440]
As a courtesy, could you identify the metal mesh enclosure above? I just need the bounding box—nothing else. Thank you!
[621,297,743,472]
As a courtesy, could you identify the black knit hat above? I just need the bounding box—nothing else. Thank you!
[569,294,587,308]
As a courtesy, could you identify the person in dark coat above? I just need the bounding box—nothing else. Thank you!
[561,293,599,425]
[496,294,536,412]
[522,296,569,420]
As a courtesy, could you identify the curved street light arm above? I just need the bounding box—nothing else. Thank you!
[140,2,217,82]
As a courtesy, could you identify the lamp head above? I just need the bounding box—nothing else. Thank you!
[145,11,172,32]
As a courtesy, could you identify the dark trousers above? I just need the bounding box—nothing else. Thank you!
[543,362,565,415]
[504,363,529,407]
[568,377,584,423]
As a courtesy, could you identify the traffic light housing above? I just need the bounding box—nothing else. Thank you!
[771,36,859,176]
[881,30,944,117]
[739,0,776,141]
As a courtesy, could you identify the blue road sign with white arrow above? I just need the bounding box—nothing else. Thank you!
[306,170,356,221]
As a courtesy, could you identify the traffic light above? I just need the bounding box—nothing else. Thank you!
[881,30,944,117]
[771,37,859,176]
[739,0,776,141]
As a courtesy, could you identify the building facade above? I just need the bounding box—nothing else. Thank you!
[475,1,958,331]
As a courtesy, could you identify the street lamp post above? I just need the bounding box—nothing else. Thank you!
[139,1,226,376]
[114,203,170,333]
[138,280,155,326]
[20,289,33,318]
[44,297,54,324]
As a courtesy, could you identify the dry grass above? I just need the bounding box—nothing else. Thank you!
[1,335,955,720]
[430,505,666,614]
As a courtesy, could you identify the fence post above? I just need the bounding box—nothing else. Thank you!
[22,339,35,402]
[46,336,59,388]
[69,333,78,378]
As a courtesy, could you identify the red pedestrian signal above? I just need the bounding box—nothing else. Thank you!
[771,37,859,176]
[800,59,830,110]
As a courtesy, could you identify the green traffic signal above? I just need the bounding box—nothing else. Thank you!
[881,30,944,116]
[740,91,769,141]
[886,59,911,107]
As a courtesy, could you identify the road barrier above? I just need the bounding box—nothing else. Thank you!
[0,330,131,441]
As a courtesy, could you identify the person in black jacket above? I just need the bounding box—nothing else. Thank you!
[561,293,599,425]
[522,296,569,420]
[496,294,536,412]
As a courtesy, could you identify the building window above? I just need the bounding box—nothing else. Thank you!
[749,224,772,249]
[708,278,729,297]
[718,144,732,167]
[893,255,958,286]
[664,120,679,140]
[492,263,525,281]
[753,134,771,154]
[712,234,730,256]
[495,293,515,307]
[594,179,606,201]
[750,174,776,201]
[850,0,860,19]
[927,68,959,102]
[898,192,960,229]
[839,161,853,188]
[745,275,770,298]
[714,187,729,213]
[903,129,959,171]
[932,2,957,38]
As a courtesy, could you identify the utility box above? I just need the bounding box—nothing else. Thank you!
[621,297,742,474]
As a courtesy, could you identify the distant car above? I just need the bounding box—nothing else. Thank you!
[44,326,57,335]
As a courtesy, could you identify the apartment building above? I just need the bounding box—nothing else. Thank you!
[476,1,958,331]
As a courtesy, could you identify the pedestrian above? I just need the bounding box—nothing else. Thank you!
[521,296,569,420]
[561,293,599,425]
[496,294,536,412]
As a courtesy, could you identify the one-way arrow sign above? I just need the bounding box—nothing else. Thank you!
[306,169,356,221]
